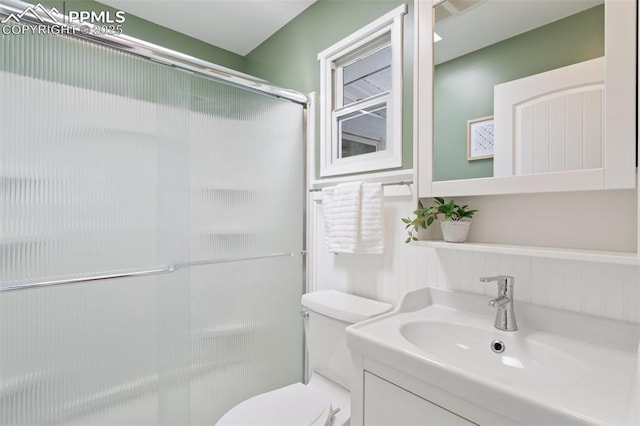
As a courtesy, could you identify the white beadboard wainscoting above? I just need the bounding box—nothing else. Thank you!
[308,186,640,324]
[308,180,423,304]
[415,248,640,324]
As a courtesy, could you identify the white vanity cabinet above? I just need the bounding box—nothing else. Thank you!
[352,357,518,426]
[363,372,476,426]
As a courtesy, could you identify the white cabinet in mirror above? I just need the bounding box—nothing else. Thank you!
[416,0,636,197]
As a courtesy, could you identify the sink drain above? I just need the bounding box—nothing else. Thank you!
[491,340,505,354]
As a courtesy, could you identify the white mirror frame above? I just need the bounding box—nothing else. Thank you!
[318,4,406,177]
[415,0,637,197]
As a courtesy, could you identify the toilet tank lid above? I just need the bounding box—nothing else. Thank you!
[301,290,392,323]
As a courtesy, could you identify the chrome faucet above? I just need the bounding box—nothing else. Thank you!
[480,275,518,332]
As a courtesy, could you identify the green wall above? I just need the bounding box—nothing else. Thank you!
[39,0,245,71]
[434,4,604,182]
[245,0,414,180]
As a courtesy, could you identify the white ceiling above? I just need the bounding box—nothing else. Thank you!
[98,0,317,56]
[435,0,603,65]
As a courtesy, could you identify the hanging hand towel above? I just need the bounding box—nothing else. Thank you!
[322,182,362,253]
[322,182,384,254]
[356,182,384,254]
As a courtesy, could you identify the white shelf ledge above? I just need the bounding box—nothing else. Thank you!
[411,240,640,265]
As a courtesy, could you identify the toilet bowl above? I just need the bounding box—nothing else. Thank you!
[216,375,349,426]
[216,290,391,426]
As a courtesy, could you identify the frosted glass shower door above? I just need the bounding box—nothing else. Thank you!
[0,30,305,426]
[187,77,305,423]
[0,32,193,425]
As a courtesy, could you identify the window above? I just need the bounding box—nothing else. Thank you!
[318,5,406,177]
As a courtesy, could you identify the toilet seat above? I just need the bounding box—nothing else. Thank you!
[216,382,335,426]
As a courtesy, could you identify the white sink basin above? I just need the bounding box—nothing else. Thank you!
[347,287,640,425]
[400,320,591,388]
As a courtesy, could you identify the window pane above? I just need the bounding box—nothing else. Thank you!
[338,103,387,158]
[343,46,391,105]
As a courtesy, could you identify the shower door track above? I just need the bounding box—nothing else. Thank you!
[0,0,309,105]
[0,252,294,293]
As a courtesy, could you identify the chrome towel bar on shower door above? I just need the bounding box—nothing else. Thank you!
[0,252,294,293]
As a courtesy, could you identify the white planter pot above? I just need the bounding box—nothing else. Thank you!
[440,220,471,243]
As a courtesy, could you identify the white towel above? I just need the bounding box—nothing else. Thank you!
[322,182,384,254]
[358,183,384,254]
[322,182,361,253]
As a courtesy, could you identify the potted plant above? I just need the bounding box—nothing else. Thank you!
[402,197,477,243]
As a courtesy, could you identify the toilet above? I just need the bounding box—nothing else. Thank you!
[216,290,392,426]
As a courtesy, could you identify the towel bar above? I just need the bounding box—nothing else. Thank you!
[308,180,412,192]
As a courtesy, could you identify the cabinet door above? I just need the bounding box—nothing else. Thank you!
[364,372,477,426]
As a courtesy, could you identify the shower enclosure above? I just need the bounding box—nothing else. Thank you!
[0,3,307,424]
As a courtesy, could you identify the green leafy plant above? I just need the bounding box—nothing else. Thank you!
[401,197,478,243]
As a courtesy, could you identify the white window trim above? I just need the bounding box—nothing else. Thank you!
[318,4,406,177]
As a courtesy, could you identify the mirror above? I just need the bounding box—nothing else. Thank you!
[432,0,605,182]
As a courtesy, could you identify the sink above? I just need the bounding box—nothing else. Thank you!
[400,320,590,387]
[347,287,640,425]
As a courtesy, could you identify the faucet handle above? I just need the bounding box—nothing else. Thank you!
[479,275,514,293]
[480,275,513,284]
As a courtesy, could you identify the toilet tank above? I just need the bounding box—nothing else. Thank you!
[301,290,391,390]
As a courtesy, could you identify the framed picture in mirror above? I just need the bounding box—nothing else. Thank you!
[467,116,494,161]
